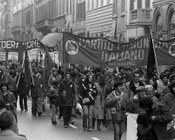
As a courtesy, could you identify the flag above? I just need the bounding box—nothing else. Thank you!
[23,50,33,84]
[146,38,156,79]
[42,44,54,91]
[36,51,39,67]
[114,19,117,40]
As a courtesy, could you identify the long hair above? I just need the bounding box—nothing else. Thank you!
[170,82,175,95]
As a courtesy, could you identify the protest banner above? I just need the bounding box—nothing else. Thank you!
[63,32,149,67]
[153,38,175,65]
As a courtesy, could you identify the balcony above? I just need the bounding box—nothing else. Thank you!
[130,9,152,26]
[12,26,21,33]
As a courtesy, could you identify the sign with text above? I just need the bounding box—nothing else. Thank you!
[63,33,149,67]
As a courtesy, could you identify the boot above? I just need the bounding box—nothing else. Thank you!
[97,119,102,131]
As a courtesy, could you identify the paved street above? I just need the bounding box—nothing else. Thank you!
[17,101,113,140]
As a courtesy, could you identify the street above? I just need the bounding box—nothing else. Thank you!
[17,101,113,140]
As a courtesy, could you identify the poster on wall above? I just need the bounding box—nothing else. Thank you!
[0,52,6,61]
[8,52,19,62]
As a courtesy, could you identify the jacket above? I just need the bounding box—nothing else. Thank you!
[137,103,175,140]
[59,79,75,106]
[0,130,27,140]
[0,91,16,114]
[161,93,175,115]
[125,81,144,100]
[80,81,98,106]
[31,73,43,98]
[106,90,128,122]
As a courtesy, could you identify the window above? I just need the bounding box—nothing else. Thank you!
[156,14,163,39]
[145,0,150,9]
[100,0,103,7]
[130,0,136,11]
[77,1,85,21]
[137,0,142,9]
[169,11,175,39]
[87,0,90,10]
[91,0,94,9]
[26,11,31,25]
[121,0,125,13]
[96,0,99,8]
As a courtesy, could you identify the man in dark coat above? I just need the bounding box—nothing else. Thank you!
[59,73,75,128]
[18,72,29,112]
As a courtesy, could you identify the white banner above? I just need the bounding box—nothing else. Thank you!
[126,113,138,140]
[0,52,6,61]
[8,52,18,61]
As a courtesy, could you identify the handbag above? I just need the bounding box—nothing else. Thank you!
[82,98,90,104]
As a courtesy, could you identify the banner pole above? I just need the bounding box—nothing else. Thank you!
[149,27,160,79]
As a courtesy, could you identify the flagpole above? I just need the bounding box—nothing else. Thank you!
[149,27,160,79]
[16,51,26,88]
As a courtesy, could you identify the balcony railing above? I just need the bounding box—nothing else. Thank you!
[12,26,21,33]
[130,9,152,26]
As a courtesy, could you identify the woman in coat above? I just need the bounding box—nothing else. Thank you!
[93,75,105,130]
[80,74,98,131]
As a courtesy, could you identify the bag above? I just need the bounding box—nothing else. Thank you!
[76,103,83,113]
[82,98,90,104]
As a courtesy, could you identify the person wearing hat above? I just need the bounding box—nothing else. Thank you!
[0,111,27,140]
[126,86,147,114]
[106,81,128,140]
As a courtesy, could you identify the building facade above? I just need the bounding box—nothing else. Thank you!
[12,0,22,41]
[152,0,175,40]
[0,0,14,40]
[113,0,153,42]
[85,0,113,37]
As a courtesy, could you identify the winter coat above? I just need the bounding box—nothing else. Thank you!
[124,81,144,100]
[0,91,16,114]
[31,73,43,98]
[93,82,105,120]
[137,104,175,140]
[79,81,98,106]
[106,90,128,122]
[161,93,175,115]
[126,98,145,114]
[18,74,29,96]
[59,79,75,107]
[8,74,18,92]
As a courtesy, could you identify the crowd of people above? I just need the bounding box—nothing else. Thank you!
[0,60,175,140]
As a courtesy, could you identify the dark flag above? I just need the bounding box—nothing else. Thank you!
[147,39,156,79]
[23,50,33,84]
[42,44,54,91]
